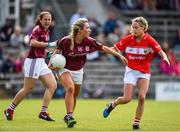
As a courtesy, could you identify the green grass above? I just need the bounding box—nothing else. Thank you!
[0,99,180,131]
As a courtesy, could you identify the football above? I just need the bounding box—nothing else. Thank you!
[50,54,66,69]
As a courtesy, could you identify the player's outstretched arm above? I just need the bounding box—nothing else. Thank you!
[102,45,128,65]
[159,50,170,65]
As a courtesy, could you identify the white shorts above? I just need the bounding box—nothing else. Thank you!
[58,68,84,85]
[24,58,52,79]
[124,66,151,86]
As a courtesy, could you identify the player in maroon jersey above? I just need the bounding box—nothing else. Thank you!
[49,18,128,128]
[4,11,57,121]
[103,16,170,130]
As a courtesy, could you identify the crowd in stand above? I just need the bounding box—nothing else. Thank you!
[69,7,180,77]
[0,18,27,78]
[0,5,180,81]
[109,0,180,11]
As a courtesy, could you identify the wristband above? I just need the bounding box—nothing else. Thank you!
[48,41,57,47]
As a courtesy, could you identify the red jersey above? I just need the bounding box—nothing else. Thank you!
[115,33,162,73]
[57,36,103,70]
[27,25,49,58]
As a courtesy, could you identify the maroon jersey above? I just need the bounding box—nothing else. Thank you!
[57,36,103,70]
[27,25,49,58]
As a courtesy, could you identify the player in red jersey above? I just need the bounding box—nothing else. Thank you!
[49,18,128,128]
[103,16,170,130]
[4,11,57,121]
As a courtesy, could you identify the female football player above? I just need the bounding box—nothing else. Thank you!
[103,16,170,130]
[4,11,57,121]
[49,18,128,128]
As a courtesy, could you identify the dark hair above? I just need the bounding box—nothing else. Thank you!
[35,11,52,26]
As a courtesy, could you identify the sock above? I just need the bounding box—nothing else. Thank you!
[111,101,116,108]
[8,103,17,111]
[106,103,114,113]
[67,112,73,117]
[133,117,141,126]
[41,106,48,113]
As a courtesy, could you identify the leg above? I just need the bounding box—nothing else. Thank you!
[136,78,149,119]
[13,78,37,105]
[38,73,57,121]
[4,77,36,120]
[59,72,76,127]
[103,84,134,118]
[114,84,135,105]
[73,84,81,111]
[133,78,149,129]
[59,72,75,114]
[39,73,57,108]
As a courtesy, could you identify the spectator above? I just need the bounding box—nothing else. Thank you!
[0,18,14,42]
[96,32,109,58]
[119,0,129,10]
[96,32,107,44]
[173,0,180,11]
[172,28,180,51]
[107,25,122,62]
[10,25,24,49]
[109,0,121,8]
[156,0,171,10]
[14,51,26,73]
[123,24,131,36]
[160,41,176,75]
[103,11,125,36]
[142,0,157,11]
[126,0,141,10]
[69,7,87,26]
[107,25,121,45]
[88,14,101,38]
[0,45,3,60]
[0,53,15,74]
[0,46,4,77]
[86,14,102,61]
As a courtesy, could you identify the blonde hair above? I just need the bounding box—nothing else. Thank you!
[132,16,148,31]
[70,18,88,50]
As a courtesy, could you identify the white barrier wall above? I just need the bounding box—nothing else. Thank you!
[155,82,180,101]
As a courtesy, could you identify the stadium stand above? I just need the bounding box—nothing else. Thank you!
[0,0,180,99]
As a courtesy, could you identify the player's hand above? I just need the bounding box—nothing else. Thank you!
[119,55,128,65]
[48,41,57,47]
[48,63,60,71]
[163,56,170,66]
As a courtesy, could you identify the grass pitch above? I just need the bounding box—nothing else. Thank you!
[0,99,180,131]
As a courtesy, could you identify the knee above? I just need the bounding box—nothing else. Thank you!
[66,85,75,94]
[21,87,31,95]
[123,97,132,104]
[138,94,146,103]
[20,87,33,96]
[49,82,57,91]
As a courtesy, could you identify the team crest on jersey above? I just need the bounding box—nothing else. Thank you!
[144,47,151,54]
[126,47,151,55]
[85,46,89,52]
[144,49,148,54]
[77,47,83,52]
